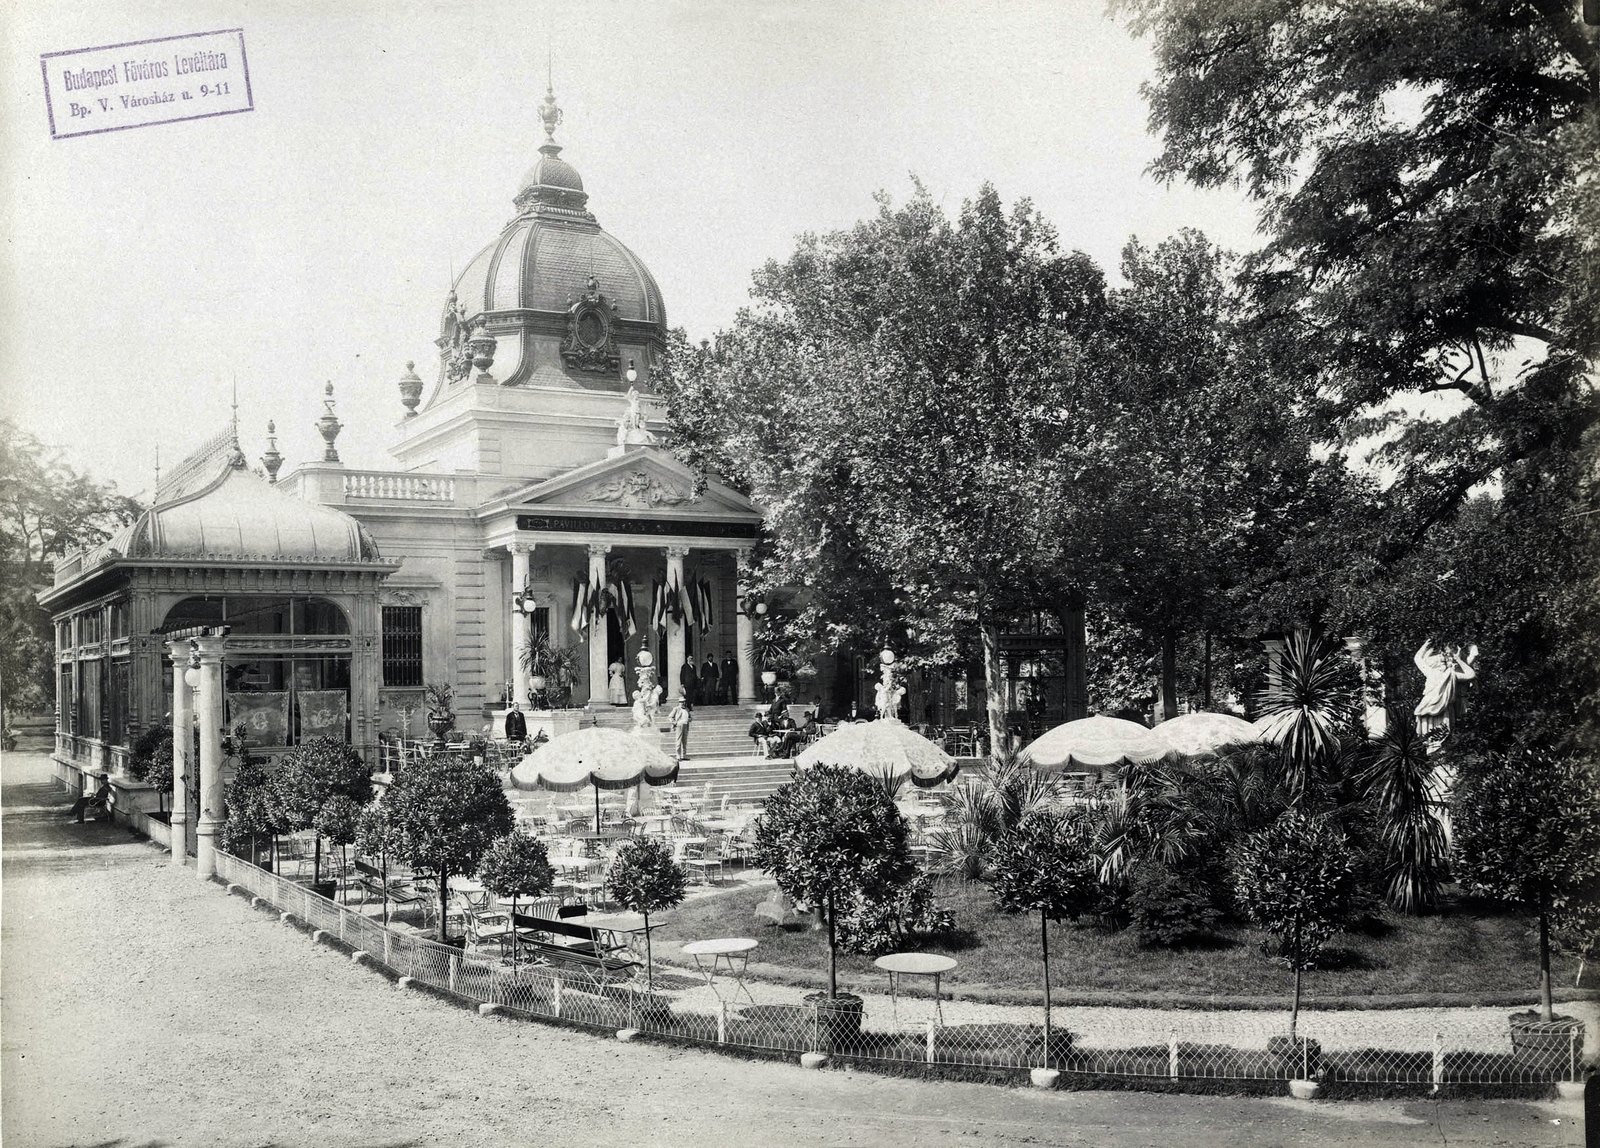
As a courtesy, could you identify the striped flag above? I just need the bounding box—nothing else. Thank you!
[569,577,587,633]
[696,579,714,635]
[612,579,637,636]
[651,579,666,631]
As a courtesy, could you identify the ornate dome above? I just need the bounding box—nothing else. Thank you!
[434,87,666,394]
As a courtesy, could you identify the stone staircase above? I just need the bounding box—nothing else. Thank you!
[6,715,55,752]
[583,704,795,806]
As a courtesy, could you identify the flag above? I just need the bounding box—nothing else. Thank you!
[612,579,637,636]
[569,577,587,634]
[651,579,666,631]
[696,579,714,635]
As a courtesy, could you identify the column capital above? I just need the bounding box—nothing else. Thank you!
[587,542,614,558]
[163,638,190,661]
[663,544,692,560]
[192,635,227,663]
[509,540,536,555]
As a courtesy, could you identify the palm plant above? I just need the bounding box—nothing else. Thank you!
[519,632,581,706]
[1358,709,1449,914]
[923,752,1060,882]
[1256,629,1361,804]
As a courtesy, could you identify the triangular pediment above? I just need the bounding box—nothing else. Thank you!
[479,448,763,520]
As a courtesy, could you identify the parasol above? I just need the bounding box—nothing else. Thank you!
[1020,715,1177,771]
[1149,711,1262,758]
[511,727,679,833]
[794,718,959,788]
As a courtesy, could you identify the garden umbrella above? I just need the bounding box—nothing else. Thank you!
[794,718,959,788]
[510,728,680,833]
[1019,715,1177,771]
[1149,712,1262,758]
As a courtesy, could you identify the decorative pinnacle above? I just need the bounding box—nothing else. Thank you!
[316,381,343,464]
[261,419,283,484]
[539,84,563,146]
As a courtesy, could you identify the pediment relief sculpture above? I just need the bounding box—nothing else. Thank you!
[581,469,696,509]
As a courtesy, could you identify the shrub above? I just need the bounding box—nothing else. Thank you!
[1127,860,1222,948]
[269,737,372,884]
[220,742,284,861]
[128,723,175,812]
[837,869,955,955]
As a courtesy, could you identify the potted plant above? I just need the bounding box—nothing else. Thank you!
[606,836,688,991]
[269,736,374,899]
[314,795,363,903]
[988,808,1098,1079]
[425,683,456,742]
[127,723,175,818]
[219,734,286,870]
[1232,809,1359,1096]
[478,827,555,966]
[383,752,514,944]
[1455,750,1599,1064]
[520,633,580,709]
[752,762,916,1051]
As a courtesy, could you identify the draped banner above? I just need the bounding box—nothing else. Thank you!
[229,692,290,748]
[570,577,587,634]
[650,579,666,630]
[696,579,714,636]
[298,690,348,742]
[611,579,637,636]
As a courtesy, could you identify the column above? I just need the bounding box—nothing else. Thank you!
[193,634,227,880]
[735,549,758,705]
[166,640,191,868]
[587,543,612,705]
[665,545,691,703]
[509,541,534,709]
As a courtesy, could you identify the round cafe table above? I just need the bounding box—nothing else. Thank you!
[873,952,957,1024]
[681,937,758,1006]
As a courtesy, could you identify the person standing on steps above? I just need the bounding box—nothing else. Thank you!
[721,651,738,704]
[700,652,720,707]
[669,694,692,762]
[504,701,527,747]
[679,657,699,708]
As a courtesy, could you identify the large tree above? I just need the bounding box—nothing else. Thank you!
[0,419,140,716]
[1123,0,1600,748]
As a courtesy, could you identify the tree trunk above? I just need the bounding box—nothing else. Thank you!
[1202,631,1212,709]
[314,835,323,885]
[438,870,451,942]
[644,909,654,991]
[1539,904,1554,1022]
[1040,912,1053,1068]
[1059,593,1088,722]
[980,621,1006,760]
[1290,965,1302,1042]
[1161,629,1178,722]
[826,892,838,1000]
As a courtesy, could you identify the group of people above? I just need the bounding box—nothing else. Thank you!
[747,701,820,759]
[606,652,739,708]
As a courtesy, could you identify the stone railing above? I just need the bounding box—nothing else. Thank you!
[341,472,456,503]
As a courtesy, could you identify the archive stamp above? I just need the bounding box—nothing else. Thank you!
[41,29,253,140]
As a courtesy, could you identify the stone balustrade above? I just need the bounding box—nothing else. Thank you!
[341,472,456,503]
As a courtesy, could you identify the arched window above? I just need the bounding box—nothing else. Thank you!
[161,596,350,634]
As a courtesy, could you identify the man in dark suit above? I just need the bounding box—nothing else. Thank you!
[721,652,739,704]
[679,657,699,706]
[700,653,720,706]
[504,702,528,747]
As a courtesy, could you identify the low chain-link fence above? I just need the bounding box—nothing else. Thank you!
[212,853,1586,1090]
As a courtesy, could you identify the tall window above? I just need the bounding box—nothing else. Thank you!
[382,606,424,687]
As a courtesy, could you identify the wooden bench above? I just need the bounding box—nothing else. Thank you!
[355,859,425,913]
[512,913,639,983]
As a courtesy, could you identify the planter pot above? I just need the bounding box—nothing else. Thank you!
[804,992,864,1053]
[1288,1079,1321,1100]
[440,934,467,951]
[1509,1012,1585,1077]
[1029,1068,1060,1089]
[1268,1034,1323,1079]
[310,880,338,901]
[427,713,455,740]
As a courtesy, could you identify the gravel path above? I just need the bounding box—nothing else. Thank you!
[2,752,1584,1147]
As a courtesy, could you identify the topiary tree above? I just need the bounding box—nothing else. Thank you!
[605,836,687,989]
[479,827,556,965]
[314,795,363,903]
[220,743,286,865]
[384,753,514,941]
[752,762,915,1000]
[354,798,402,925]
[988,808,1100,1064]
[128,723,174,814]
[269,737,373,886]
[1453,751,1600,1021]
[1232,810,1358,1044]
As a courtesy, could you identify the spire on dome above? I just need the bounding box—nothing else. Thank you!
[514,79,589,217]
[539,83,563,149]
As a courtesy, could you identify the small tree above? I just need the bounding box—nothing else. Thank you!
[1255,630,1360,804]
[752,763,914,999]
[220,745,285,865]
[988,809,1100,1064]
[605,836,688,989]
[269,737,372,885]
[384,754,514,940]
[128,723,174,814]
[314,795,363,903]
[354,799,402,925]
[1454,751,1600,1021]
[479,828,556,964]
[1232,810,1358,1043]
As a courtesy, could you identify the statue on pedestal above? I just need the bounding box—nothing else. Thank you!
[1413,640,1478,737]
[873,663,905,722]
[631,664,662,737]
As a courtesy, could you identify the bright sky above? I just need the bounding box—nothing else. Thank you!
[1,0,1262,499]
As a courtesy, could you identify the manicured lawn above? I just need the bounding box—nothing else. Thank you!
[652,882,1582,1005]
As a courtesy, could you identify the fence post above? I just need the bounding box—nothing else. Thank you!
[553,975,564,1018]
[1570,1027,1579,1083]
[628,983,636,1031]
[926,1020,936,1065]
[811,1001,820,1054]
[338,905,346,945]
[383,929,392,969]
[1432,1032,1444,1091]
[1169,1031,1179,1081]
[448,953,459,995]
[718,1000,728,1045]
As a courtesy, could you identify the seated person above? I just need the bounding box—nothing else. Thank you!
[798,711,820,745]
[747,709,772,757]
[69,775,113,823]
[770,711,803,758]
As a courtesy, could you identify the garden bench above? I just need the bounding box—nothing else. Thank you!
[512,913,639,983]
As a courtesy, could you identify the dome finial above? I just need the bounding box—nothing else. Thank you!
[539,75,562,147]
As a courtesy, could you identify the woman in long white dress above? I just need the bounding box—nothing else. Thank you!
[607,659,629,706]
